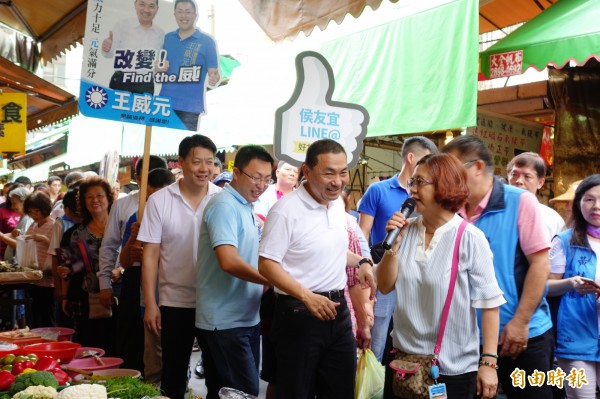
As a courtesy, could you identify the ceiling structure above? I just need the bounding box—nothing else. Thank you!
[0,56,78,131]
[0,0,86,64]
[238,0,556,41]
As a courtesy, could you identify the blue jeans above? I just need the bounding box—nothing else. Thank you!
[273,294,356,399]
[371,290,396,361]
[195,324,261,399]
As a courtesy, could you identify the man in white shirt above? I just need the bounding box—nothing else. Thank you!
[259,139,374,398]
[139,134,221,399]
[101,0,164,94]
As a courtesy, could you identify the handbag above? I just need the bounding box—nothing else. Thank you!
[389,220,468,399]
[78,240,112,319]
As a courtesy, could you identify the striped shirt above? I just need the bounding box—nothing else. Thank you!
[391,214,505,375]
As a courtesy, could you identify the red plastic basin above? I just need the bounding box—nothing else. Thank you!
[22,341,81,363]
[64,357,124,377]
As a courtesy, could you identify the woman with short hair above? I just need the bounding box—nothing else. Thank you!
[378,153,504,399]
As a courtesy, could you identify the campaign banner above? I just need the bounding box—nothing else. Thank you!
[0,93,26,156]
[274,51,369,169]
[80,0,220,131]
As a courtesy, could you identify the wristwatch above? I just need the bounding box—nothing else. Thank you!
[357,257,374,269]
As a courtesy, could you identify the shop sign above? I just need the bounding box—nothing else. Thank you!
[489,50,523,78]
[0,93,26,156]
[467,110,543,175]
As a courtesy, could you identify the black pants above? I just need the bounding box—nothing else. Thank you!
[160,306,195,399]
[115,267,144,373]
[498,328,554,399]
[273,294,356,399]
[174,109,200,131]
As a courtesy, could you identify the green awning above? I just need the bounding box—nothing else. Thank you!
[479,0,600,79]
[319,0,478,137]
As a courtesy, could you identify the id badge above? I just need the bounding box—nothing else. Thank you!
[428,383,447,399]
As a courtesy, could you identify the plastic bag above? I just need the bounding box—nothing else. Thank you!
[355,349,385,399]
[15,236,39,269]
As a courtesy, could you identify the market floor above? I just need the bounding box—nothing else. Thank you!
[187,349,268,398]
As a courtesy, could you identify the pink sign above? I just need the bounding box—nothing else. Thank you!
[489,50,523,78]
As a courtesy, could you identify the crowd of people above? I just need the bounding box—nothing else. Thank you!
[0,132,598,399]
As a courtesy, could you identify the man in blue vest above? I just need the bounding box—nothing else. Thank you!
[443,135,553,399]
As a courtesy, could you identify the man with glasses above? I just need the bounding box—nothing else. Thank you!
[443,136,553,399]
[195,145,273,398]
[358,135,437,362]
[507,152,565,238]
[157,0,220,130]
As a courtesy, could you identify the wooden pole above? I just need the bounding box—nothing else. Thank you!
[137,125,152,220]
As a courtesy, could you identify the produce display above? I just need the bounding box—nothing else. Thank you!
[0,350,170,399]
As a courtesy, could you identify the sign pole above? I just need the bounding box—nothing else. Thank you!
[137,124,152,220]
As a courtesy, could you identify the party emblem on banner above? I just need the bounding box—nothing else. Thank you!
[274,51,369,168]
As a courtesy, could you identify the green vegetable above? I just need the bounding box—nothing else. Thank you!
[8,372,58,396]
[104,376,160,399]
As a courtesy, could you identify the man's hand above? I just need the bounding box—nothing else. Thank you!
[144,303,161,336]
[499,318,529,359]
[130,222,140,241]
[207,68,220,87]
[357,263,376,300]
[356,325,372,349]
[102,31,113,52]
[99,288,113,308]
[302,291,339,320]
[129,244,143,265]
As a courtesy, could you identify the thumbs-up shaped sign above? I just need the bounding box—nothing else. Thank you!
[274,51,369,169]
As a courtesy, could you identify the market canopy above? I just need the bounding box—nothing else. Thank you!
[319,0,478,136]
[238,0,553,41]
[0,0,86,64]
[0,56,79,130]
[479,0,600,79]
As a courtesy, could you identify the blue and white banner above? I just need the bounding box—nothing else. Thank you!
[80,0,220,131]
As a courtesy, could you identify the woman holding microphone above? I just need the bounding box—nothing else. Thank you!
[377,153,504,399]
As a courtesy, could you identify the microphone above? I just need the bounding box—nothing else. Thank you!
[382,198,416,250]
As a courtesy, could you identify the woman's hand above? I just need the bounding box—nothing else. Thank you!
[571,276,600,296]
[476,365,498,399]
[385,212,411,245]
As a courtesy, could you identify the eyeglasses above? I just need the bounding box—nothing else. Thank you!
[463,159,480,167]
[240,169,274,185]
[175,10,195,16]
[508,171,535,182]
[407,177,433,188]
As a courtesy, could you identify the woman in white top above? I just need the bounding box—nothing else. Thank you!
[378,153,505,399]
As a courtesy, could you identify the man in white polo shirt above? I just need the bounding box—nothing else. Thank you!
[139,134,221,399]
[259,139,374,399]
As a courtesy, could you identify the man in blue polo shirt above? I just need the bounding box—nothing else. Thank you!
[158,0,220,130]
[195,145,274,398]
[358,136,437,361]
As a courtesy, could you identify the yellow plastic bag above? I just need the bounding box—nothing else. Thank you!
[355,349,385,399]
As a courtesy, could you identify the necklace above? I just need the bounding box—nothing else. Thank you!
[587,225,600,239]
